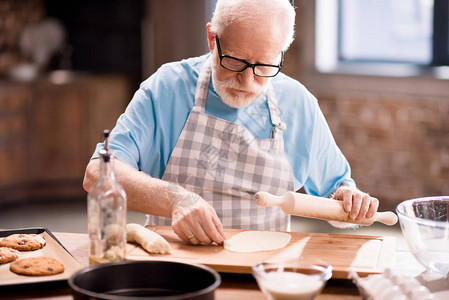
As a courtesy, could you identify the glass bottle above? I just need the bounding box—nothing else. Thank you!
[88,129,127,265]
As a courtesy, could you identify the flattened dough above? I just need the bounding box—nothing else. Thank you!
[224,231,291,253]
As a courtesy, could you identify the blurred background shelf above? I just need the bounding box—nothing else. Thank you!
[0,74,130,205]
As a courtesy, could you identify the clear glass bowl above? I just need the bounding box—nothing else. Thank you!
[396,196,449,275]
[252,258,332,300]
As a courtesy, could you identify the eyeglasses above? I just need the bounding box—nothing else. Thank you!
[215,35,283,78]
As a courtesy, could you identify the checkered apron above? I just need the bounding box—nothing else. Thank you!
[146,57,295,230]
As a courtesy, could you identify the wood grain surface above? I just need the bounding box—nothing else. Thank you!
[126,226,396,279]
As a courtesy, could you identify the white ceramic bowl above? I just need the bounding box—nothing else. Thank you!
[252,258,332,300]
[396,196,449,275]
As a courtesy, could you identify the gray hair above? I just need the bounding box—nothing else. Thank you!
[210,0,296,52]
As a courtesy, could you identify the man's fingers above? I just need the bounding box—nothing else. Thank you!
[342,189,353,213]
[201,211,225,245]
[171,195,225,245]
[172,221,193,245]
[349,193,362,220]
[366,197,379,219]
[179,208,211,245]
[172,208,201,245]
[213,214,226,242]
[336,187,353,212]
[194,206,225,245]
[191,222,213,245]
[356,194,371,220]
[334,186,380,221]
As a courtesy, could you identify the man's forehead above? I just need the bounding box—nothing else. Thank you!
[218,25,284,61]
[221,18,284,44]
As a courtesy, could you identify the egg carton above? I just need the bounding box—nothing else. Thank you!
[349,268,449,300]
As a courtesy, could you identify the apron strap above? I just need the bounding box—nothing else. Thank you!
[266,84,287,138]
[193,57,212,113]
[266,85,281,125]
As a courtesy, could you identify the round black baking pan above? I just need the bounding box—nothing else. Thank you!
[68,260,221,300]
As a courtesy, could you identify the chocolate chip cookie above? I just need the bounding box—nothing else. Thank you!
[0,247,20,264]
[0,234,46,251]
[9,257,64,276]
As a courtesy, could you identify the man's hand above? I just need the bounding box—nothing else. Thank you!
[170,189,225,245]
[332,186,379,220]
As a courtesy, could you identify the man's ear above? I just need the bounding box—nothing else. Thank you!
[206,23,215,53]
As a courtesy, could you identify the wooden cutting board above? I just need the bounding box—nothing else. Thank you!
[126,226,395,279]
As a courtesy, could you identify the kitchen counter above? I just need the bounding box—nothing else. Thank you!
[0,231,423,299]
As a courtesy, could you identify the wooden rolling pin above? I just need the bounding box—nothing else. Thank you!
[254,191,398,226]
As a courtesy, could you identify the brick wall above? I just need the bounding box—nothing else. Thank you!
[313,89,449,209]
[283,2,449,210]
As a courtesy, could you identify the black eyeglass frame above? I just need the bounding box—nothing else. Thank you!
[215,35,284,78]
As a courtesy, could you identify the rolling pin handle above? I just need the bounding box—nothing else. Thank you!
[375,211,398,226]
[254,191,282,208]
[254,192,268,207]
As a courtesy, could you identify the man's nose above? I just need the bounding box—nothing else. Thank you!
[237,67,255,89]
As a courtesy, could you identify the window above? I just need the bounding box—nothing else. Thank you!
[339,0,433,64]
[316,0,449,76]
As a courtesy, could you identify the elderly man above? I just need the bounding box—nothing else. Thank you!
[83,0,379,245]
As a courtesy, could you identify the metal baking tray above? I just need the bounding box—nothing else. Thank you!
[0,227,82,289]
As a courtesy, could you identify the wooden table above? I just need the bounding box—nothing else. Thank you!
[2,231,413,299]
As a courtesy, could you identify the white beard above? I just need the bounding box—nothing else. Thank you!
[210,54,269,108]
